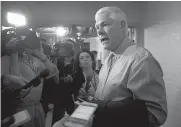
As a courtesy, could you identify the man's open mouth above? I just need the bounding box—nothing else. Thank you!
[101,38,109,42]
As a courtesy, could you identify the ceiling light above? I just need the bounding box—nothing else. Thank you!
[7,12,26,26]
[56,26,69,37]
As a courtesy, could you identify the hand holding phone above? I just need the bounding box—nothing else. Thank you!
[2,110,31,127]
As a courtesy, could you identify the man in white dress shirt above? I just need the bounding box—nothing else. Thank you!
[52,6,167,127]
[87,6,167,127]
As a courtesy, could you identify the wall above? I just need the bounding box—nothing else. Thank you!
[143,2,181,127]
[84,37,99,52]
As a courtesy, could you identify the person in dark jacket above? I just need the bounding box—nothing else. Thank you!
[52,39,76,125]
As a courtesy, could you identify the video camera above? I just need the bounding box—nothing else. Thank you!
[2,26,41,55]
[2,26,32,42]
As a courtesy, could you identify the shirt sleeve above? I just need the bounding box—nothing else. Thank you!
[127,52,167,126]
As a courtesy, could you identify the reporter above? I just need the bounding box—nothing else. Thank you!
[73,50,99,101]
[1,30,59,127]
[52,39,75,125]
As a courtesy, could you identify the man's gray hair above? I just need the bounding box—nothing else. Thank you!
[95,6,128,26]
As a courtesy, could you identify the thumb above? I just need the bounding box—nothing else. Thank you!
[18,80,26,87]
[21,77,30,84]
[53,115,69,127]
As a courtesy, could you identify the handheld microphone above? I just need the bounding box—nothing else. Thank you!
[13,69,50,100]
[21,69,50,89]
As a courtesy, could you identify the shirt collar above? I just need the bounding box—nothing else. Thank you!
[112,37,135,58]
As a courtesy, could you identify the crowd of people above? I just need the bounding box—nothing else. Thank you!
[1,6,167,127]
[1,27,101,127]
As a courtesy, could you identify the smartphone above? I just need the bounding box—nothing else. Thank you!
[77,98,87,103]
[9,110,31,127]
[64,102,98,127]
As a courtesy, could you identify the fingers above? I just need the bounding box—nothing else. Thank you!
[81,101,89,105]
[15,76,28,88]
[64,76,72,83]
[64,77,68,83]
[20,88,31,98]
[75,101,81,106]
[67,75,73,82]
[48,104,54,110]
[52,115,70,127]
[80,88,86,94]
[79,90,84,95]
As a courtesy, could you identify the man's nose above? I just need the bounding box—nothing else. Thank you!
[97,27,104,36]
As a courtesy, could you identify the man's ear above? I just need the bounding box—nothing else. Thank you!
[120,20,126,31]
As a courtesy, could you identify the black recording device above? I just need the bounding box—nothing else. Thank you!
[15,69,50,99]
[20,69,50,89]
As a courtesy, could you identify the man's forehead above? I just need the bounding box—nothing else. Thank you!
[96,12,110,21]
[95,12,112,25]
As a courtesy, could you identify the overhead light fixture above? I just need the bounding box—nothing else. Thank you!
[77,32,82,37]
[2,26,13,30]
[56,26,69,37]
[7,12,26,26]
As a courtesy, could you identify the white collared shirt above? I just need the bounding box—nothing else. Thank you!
[95,37,167,126]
